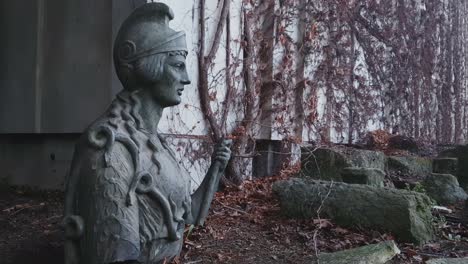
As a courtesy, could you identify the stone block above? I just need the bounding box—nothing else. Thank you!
[423,173,467,205]
[427,258,468,264]
[433,158,458,175]
[317,240,400,264]
[341,167,385,187]
[273,178,434,245]
[300,146,386,181]
[386,156,432,177]
[439,146,468,191]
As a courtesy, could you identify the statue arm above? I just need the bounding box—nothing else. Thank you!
[189,139,232,226]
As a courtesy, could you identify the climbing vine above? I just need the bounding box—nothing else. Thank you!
[192,0,468,184]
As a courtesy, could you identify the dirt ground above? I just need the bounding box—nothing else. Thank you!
[1,175,468,264]
[0,186,63,264]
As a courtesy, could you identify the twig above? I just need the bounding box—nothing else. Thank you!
[216,200,247,215]
[7,203,45,216]
[313,180,334,264]
[186,261,203,264]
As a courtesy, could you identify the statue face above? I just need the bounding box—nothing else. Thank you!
[150,54,191,107]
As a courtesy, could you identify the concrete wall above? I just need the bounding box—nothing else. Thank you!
[0,0,147,134]
[0,134,79,189]
[0,1,38,132]
[39,0,113,133]
[0,0,112,133]
[0,0,145,189]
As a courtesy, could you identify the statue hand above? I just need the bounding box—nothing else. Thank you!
[213,139,232,171]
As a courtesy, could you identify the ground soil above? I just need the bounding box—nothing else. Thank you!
[0,187,63,264]
[1,175,467,264]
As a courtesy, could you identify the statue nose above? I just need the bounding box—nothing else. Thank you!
[181,69,191,85]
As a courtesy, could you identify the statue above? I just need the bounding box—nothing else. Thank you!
[63,3,232,264]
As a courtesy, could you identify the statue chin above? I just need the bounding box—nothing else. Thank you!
[157,96,182,108]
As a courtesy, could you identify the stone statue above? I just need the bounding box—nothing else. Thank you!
[63,3,232,264]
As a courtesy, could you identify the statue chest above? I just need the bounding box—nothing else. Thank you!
[130,134,192,241]
[139,141,191,201]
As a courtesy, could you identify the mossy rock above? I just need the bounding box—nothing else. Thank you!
[423,173,467,205]
[433,158,458,175]
[439,146,468,191]
[273,178,434,245]
[318,240,400,264]
[386,156,432,177]
[341,167,385,187]
[300,146,386,181]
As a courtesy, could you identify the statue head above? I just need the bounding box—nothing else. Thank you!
[114,2,191,107]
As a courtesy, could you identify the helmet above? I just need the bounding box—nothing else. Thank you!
[113,2,188,88]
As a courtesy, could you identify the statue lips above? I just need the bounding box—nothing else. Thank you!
[177,88,184,96]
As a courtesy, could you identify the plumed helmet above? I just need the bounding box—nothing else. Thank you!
[113,2,187,88]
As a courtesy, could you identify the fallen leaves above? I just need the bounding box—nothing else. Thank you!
[1,173,467,264]
[180,173,401,263]
[179,171,468,263]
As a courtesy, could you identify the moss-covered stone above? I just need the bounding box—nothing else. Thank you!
[439,146,468,191]
[427,258,468,264]
[273,178,434,245]
[423,173,467,205]
[300,146,386,181]
[341,167,385,187]
[386,156,432,177]
[317,241,400,264]
[433,158,458,175]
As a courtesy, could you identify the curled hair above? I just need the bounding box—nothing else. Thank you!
[115,51,188,91]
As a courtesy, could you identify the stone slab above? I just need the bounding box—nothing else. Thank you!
[318,240,400,264]
[427,258,468,264]
[273,178,434,245]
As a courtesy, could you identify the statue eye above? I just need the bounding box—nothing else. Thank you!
[174,63,185,70]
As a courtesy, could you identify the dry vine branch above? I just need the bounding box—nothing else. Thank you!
[198,0,231,141]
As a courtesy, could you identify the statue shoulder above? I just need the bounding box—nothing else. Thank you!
[83,92,145,154]
[69,93,147,192]
[75,106,143,170]
[90,121,139,162]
